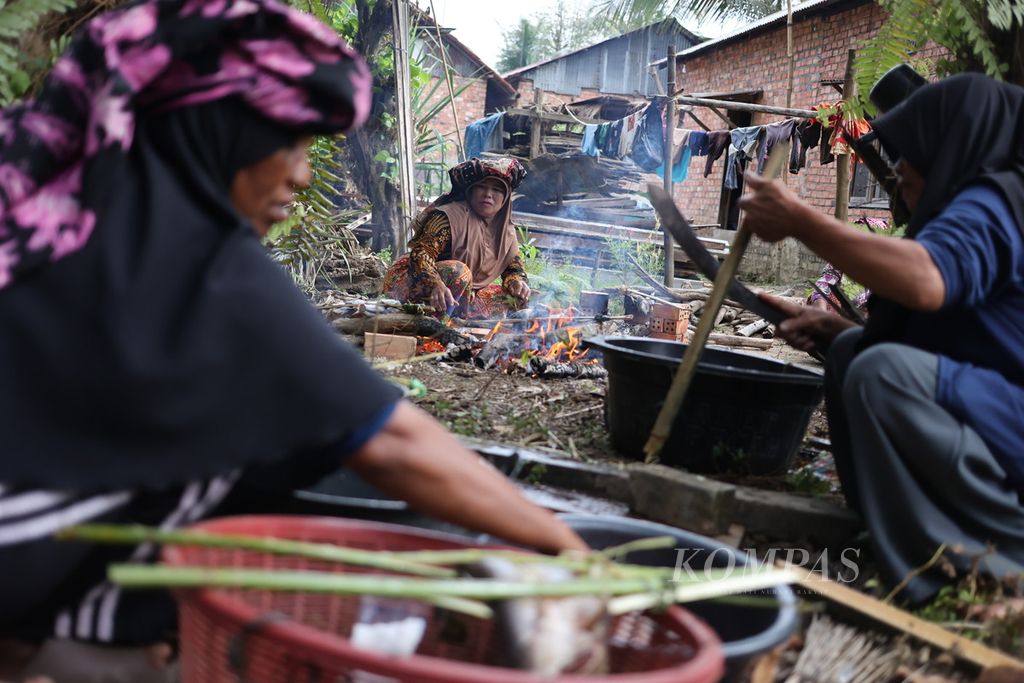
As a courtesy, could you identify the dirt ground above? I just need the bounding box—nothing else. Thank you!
[380,335,835,497]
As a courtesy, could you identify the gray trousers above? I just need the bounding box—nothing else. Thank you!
[826,328,1024,603]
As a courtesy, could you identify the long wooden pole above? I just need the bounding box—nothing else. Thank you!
[834,49,856,223]
[674,96,815,119]
[785,0,794,109]
[663,45,676,287]
[427,0,465,162]
[391,0,416,253]
[644,144,790,463]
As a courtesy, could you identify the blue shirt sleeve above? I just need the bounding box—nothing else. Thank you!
[337,400,398,455]
[916,184,1024,309]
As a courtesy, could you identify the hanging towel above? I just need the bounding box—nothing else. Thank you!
[464,112,504,160]
[654,129,692,183]
[581,124,600,157]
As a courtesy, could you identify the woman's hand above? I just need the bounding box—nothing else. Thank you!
[759,292,858,351]
[738,171,814,243]
[505,278,531,306]
[430,282,456,316]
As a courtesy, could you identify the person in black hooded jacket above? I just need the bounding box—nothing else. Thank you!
[738,73,1024,603]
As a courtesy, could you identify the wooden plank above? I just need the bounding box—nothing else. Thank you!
[675,96,816,119]
[798,574,1024,671]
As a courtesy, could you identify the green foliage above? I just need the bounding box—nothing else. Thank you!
[604,238,664,281]
[784,466,832,497]
[497,0,688,75]
[851,0,1024,118]
[0,0,76,105]
[599,0,778,30]
[497,18,541,72]
[517,226,542,274]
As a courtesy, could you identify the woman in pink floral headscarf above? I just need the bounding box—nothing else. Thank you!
[0,0,584,675]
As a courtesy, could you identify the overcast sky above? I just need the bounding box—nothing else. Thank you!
[429,0,748,69]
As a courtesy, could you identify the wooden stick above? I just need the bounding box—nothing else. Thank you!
[644,144,790,463]
[427,0,465,162]
[797,573,1024,671]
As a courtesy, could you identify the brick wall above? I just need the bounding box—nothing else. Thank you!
[513,79,599,109]
[668,0,943,281]
[419,75,488,160]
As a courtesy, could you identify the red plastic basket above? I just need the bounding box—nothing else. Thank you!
[163,516,725,683]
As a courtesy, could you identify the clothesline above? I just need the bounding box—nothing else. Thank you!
[577,102,871,191]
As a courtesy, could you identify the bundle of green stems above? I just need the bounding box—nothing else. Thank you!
[58,524,794,619]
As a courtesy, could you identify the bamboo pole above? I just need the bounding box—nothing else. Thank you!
[835,49,856,223]
[785,0,795,109]
[427,0,465,162]
[391,0,416,253]
[663,44,676,287]
[644,144,790,463]
[674,96,815,119]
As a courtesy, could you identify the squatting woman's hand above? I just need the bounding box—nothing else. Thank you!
[505,278,531,306]
[430,282,456,316]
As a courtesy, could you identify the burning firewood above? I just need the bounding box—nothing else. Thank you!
[529,357,608,380]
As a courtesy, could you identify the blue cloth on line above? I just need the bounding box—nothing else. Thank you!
[654,132,693,183]
[464,112,504,160]
[581,124,600,157]
[688,130,710,156]
[725,125,766,189]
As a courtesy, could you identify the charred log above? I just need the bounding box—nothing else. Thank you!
[528,357,608,380]
[331,314,473,347]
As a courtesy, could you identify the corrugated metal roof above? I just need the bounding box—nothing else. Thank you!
[648,0,857,67]
[503,18,702,79]
[503,19,702,97]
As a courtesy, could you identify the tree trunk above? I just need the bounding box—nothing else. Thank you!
[343,0,404,252]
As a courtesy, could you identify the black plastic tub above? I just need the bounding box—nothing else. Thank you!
[560,514,798,683]
[583,336,823,474]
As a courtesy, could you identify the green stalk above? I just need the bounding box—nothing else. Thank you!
[597,535,678,560]
[109,565,796,606]
[59,525,454,578]
[109,565,666,598]
[606,569,797,615]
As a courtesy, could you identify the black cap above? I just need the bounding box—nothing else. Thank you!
[869,64,928,114]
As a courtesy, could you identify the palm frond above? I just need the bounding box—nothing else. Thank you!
[0,0,76,104]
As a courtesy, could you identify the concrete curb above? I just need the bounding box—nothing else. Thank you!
[461,437,861,546]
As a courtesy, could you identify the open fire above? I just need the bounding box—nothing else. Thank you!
[476,307,606,379]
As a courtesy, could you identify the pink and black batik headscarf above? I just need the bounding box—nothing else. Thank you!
[0,0,405,490]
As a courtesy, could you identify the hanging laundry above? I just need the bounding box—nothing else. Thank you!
[580,124,600,157]
[618,111,641,158]
[602,119,624,157]
[629,99,667,172]
[689,130,710,157]
[654,129,692,182]
[830,117,872,158]
[703,130,730,177]
[464,112,504,160]
[725,125,766,189]
[793,119,822,172]
[759,119,796,173]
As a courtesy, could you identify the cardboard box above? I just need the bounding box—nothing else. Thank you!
[364,332,417,360]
